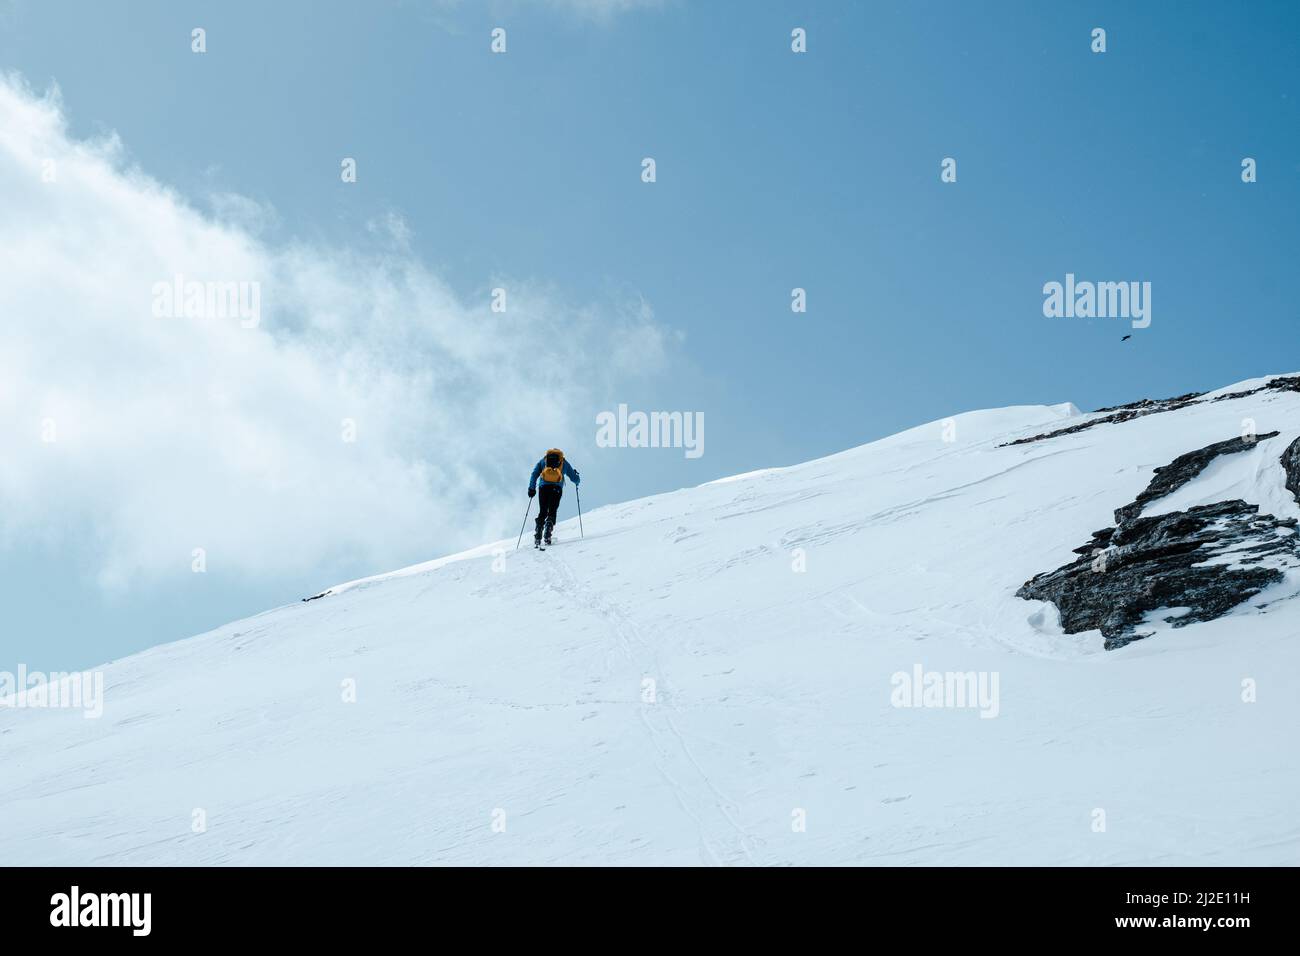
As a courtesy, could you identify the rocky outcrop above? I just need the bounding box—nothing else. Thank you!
[1017,434,1300,650]
[1113,432,1278,525]
[1019,502,1297,650]
[1004,375,1300,447]
[1003,393,1200,447]
[1283,435,1300,504]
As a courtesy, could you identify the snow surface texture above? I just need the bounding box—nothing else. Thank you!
[3,377,1299,865]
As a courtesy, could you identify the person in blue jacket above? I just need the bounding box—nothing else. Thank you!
[528,448,579,546]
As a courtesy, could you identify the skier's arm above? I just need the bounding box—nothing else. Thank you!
[529,460,543,491]
[564,460,580,485]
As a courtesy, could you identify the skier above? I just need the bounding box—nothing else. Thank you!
[528,448,580,547]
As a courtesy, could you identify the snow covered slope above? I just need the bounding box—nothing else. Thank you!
[3,377,1299,865]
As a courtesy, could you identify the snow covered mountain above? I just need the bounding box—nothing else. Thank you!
[3,375,1299,866]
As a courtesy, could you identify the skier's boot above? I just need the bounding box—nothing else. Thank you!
[534,530,543,549]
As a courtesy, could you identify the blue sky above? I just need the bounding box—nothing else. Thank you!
[2,0,1298,673]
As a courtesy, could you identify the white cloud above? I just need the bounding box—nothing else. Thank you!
[0,74,668,589]
[206,191,280,237]
[541,0,664,17]
[427,0,665,23]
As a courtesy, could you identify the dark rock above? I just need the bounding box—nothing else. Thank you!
[1091,392,1202,414]
[1018,501,1297,649]
[1016,432,1300,650]
[1003,375,1300,447]
[1283,436,1300,504]
[1069,528,1115,556]
[1210,375,1300,405]
[1003,395,1199,447]
[1112,432,1278,526]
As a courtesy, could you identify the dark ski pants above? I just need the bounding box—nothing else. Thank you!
[535,485,563,539]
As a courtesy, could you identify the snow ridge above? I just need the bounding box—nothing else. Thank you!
[2,378,1299,865]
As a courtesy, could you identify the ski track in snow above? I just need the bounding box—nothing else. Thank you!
[542,554,760,865]
[2,377,1300,864]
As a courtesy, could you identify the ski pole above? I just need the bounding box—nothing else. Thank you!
[515,497,533,550]
[576,486,584,539]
